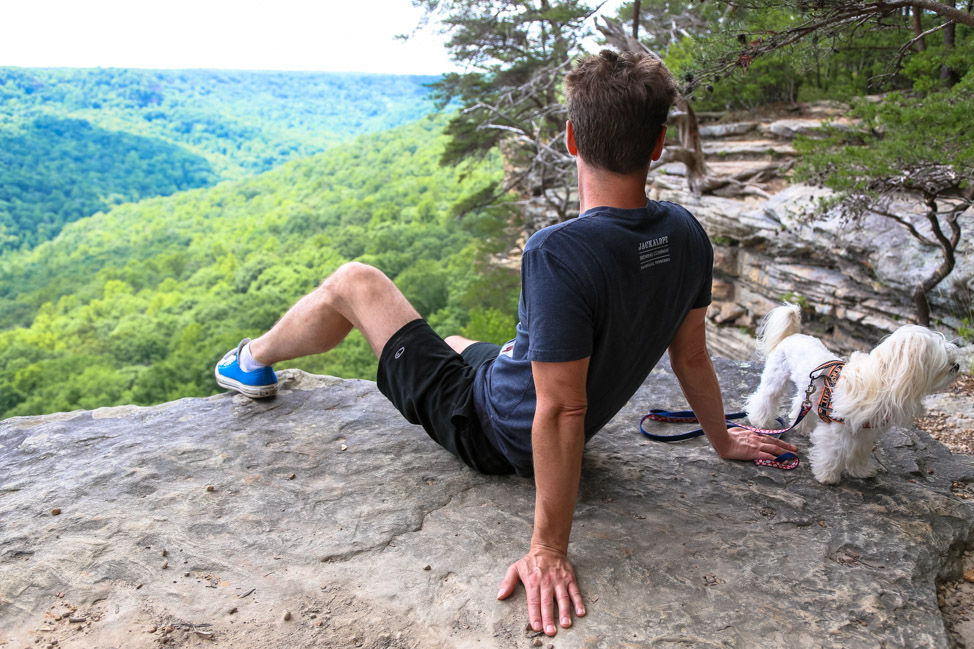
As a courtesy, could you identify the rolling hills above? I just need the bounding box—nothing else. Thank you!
[0,67,438,250]
[0,113,516,419]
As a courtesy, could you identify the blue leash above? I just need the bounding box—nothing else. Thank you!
[639,409,749,442]
[639,408,806,470]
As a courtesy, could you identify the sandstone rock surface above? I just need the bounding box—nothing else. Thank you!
[3,363,974,648]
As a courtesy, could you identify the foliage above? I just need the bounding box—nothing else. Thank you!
[664,35,809,109]
[794,58,973,325]
[796,71,974,192]
[0,115,511,420]
[416,0,595,151]
[959,318,974,344]
[0,67,437,250]
[0,116,214,250]
[651,1,973,110]
[462,306,519,344]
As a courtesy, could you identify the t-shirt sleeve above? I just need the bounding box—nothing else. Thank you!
[692,260,713,308]
[520,247,593,363]
[690,217,714,309]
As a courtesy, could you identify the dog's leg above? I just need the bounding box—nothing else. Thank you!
[790,393,817,435]
[809,422,846,484]
[745,356,793,428]
[845,429,882,479]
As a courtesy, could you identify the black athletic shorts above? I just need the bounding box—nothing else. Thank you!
[376,319,516,475]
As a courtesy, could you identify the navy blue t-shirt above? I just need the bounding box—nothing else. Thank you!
[472,200,713,476]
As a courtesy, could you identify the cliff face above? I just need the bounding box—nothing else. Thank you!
[659,181,974,361]
[647,104,974,360]
[2,363,974,649]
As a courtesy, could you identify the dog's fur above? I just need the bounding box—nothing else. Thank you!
[745,304,960,484]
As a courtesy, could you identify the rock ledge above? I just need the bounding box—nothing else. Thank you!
[2,361,974,649]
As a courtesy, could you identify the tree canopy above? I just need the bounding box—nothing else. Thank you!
[0,115,516,420]
[0,68,437,251]
[412,0,600,220]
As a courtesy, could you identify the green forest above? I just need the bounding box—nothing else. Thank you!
[1,0,971,421]
[0,68,437,250]
[0,114,517,417]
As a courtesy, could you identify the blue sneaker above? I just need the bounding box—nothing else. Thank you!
[215,338,278,398]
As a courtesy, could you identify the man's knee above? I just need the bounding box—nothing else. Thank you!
[320,262,407,314]
[325,261,379,284]
[322,262,384,295]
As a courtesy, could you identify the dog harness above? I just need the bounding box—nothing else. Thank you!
[810,360,846,423]
[809,360,874,428]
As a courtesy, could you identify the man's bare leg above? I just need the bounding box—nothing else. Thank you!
[249,262,422,365]
[444,335,479,355]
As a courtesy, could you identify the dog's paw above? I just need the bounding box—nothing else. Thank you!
[812,467,842,484]
[846,459,879,479]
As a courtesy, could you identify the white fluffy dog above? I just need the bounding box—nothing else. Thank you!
[745,304,960,484]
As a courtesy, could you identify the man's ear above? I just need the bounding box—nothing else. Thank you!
[565,120,578,156]
[650,125,667,162]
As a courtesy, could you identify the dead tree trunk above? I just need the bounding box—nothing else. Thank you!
[912,6,927,50]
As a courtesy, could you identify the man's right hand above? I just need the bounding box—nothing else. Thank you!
[497,545,586,636]
[717,426,797,462]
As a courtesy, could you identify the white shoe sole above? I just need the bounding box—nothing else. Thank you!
[215,369,278,398]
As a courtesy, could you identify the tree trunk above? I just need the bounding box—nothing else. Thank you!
[941,0,959,84]
[914,285,931,328]
[632,0,641,39]
[912,7,927,50]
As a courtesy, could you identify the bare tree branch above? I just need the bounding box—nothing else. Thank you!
[866,206,936,245]
[878,21,953,81]
[881,0,974,28]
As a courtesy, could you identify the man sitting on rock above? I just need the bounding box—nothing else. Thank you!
[214,50,797,637]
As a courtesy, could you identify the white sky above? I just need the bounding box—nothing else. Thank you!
[1,0,455,75]
[1,0,626,75]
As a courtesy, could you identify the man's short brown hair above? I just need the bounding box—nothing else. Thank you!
[565,50,678,174]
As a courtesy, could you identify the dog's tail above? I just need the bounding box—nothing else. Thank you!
[755,303,802,357]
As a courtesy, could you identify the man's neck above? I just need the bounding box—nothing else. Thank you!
[577,158,649,213]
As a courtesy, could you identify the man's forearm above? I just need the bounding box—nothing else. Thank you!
[667,303,797,466]
[671,354,733,456]
[496,399,588,637]
[530,403,586,553]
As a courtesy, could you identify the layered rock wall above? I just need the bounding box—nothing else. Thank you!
[654,104,973,359]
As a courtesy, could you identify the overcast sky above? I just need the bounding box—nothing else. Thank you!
[1,0,455,75]
[2,0,626,75]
